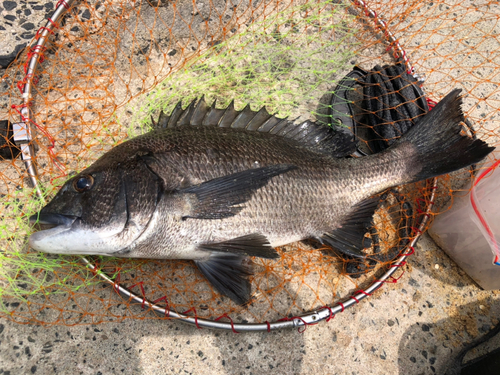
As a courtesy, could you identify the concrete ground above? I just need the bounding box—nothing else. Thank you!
[1,1,499,374]
[0,233,499,374]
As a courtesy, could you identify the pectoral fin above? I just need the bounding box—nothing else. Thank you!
[195,234,279,305]
[181,164,297,220]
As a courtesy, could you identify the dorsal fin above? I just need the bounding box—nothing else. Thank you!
[246,107,272,130]
[190,95,210,125]
[177,99,197,125]
[219,100,239,127]
[152,98,357,157]
[202,99,226,126]
[168,101,184,128]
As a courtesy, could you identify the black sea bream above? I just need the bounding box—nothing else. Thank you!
[29,90,494,304]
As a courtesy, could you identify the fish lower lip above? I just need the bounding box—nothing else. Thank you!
[29,213,78,229]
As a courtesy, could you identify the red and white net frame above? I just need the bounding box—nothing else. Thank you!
[11,0,436,332]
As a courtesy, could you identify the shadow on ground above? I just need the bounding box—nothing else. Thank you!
[397,298,500,375]
[0,313,305,374]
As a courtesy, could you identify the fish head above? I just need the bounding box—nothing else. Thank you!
[29,152,163,256]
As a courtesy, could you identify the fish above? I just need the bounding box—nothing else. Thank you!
[29,89,494,305]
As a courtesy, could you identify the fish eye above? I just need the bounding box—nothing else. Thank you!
[73,175,94,193]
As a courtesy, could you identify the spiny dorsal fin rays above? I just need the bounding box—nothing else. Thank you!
[177,99,197,126]
[231,104,256,129]
[218,100,239,127]
[190,95,210,125]
[152,97,357,157]
[256,115,285,133]
[155,98,275,131]
[245,106,272,131]
[167,101,184,128]
[202,99,226,126]
[269,118,290,135]
[156,110,169,128]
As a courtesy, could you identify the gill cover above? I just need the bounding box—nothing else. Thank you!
[29,157,163,255]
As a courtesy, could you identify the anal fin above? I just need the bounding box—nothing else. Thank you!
[320,197,380,258]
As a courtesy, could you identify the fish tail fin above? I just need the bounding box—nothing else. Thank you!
[393,89,494,183]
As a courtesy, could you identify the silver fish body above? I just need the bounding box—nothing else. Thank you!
[95,127,405,258]
[29,90,494,304]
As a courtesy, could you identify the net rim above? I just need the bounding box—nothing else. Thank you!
[11,0,77,200]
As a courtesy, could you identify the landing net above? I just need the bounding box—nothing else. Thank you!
[0,0,498,330]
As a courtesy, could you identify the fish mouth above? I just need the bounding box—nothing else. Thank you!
[28,212,129,255]
[29,213,81,253]
[29,213,78,231]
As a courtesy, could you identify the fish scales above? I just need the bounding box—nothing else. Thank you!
[123,127,357,258]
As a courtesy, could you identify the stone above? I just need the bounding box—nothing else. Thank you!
[0,0,54,68]
[3,1,17,11]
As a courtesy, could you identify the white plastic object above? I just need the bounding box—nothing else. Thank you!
[428,151,500,290]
